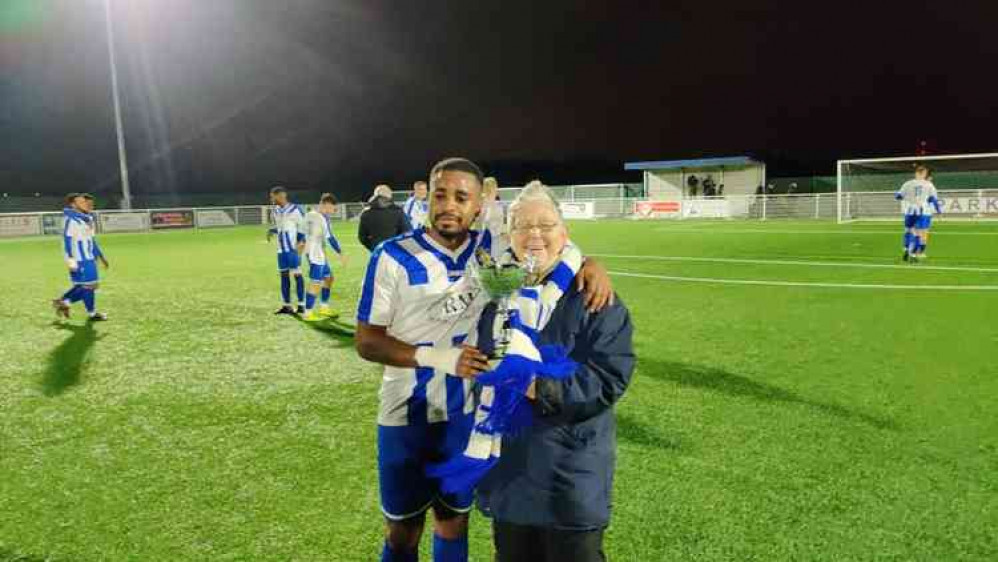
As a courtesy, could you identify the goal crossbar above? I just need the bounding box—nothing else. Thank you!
[839,152,998,165]
[837,152,998,223]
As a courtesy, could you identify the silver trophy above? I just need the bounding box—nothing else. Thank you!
[474,248,536,361]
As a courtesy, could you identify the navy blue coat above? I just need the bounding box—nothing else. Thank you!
[475,285,635,530]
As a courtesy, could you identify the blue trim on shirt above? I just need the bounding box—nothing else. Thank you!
[455,232,479,271]
[382,239,429,286]
[63,219,73,258]
[325,216,342,253]
[408,342,434,425]
[411,230,479,276]
[408,367,433,425]
[327,236,342,254]
[357,246,383,323]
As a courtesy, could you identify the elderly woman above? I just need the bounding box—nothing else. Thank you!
[475,182,635,562]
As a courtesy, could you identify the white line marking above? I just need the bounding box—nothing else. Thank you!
[649,227,998,236]
[589,253,998,273]
[608,271,998,291]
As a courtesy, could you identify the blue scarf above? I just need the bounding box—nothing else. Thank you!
[426,245,583,494]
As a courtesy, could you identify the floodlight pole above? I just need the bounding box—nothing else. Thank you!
[103,0,133,210]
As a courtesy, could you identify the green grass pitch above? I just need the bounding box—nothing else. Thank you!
[1,220,996,561]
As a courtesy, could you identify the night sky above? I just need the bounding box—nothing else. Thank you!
[3,0,998,201]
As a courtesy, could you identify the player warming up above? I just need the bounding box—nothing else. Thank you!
[267,186,307,314]
[895,165,941,262]
[302,193,347,322]
[51,193,109,321]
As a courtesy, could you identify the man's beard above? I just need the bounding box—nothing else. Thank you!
[431,214,470,241]
[434,225,467,241]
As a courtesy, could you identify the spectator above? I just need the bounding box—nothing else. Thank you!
[358,184,410,251]
[475,182,635,562]
[686,174,699,198]
[702,175,717,197]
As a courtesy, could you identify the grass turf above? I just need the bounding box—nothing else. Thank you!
[1,220,996,561]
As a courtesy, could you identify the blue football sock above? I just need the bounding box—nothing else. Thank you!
[902,232,912,251]
[294,274,305,304]
[917,240,926,254]
[61,286,84,303]
[382,542,417,562]
[305,292,316,311]
[321,287,331,304]
[280,273,291,304]
[81,288,96,314]
[433,534,467,562]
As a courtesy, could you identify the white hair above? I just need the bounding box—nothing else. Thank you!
[507,180,563,231]
[370,184,392,201]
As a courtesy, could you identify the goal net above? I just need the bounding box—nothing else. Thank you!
[837,153,998,223]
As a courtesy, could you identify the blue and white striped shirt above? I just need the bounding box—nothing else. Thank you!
[271,203,306,253]
[895,180,941,216]
[403,196,429,229]
[62,208,101,265]
[357,228,493,426]
[304,210,342,265]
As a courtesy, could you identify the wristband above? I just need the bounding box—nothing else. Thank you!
[414,346,463,375]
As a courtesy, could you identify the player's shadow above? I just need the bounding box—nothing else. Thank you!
[295,316,356,348]
[638,359,897,431]
[41,322,103,397]
[616,411,684,451]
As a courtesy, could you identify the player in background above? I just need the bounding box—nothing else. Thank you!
[895,165,942,261]
[302,193,347,322]
[919,171,941,258]
[267,186,307,314]
[355,157,615,562]
[478,177,507,258]
[403,180,429,229]
[51,193,109,321]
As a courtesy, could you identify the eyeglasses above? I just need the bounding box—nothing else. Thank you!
[510,222,560,235]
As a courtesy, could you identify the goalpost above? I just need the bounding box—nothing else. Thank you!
[837,152,998,223]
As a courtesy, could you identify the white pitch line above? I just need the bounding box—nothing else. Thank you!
[589,253,998,274]
[650,227,998,236]
[608,271,998,291]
